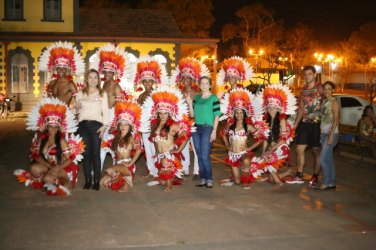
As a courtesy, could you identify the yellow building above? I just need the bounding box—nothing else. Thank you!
[0,0,218,111]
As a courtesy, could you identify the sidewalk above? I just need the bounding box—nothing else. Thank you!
[1,120,376,250]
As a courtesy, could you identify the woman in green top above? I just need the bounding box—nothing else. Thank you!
[187,76,221,188]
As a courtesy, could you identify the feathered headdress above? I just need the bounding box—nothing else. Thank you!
[39,41,85,79]
[27,97,77,134]
[220,88,263,124]
[261,84,297,116]
[94,43,133,85]
[140,85,188,132]
[133,55,168,92]
[216,56,253,90]
[170,57,210,91]
[111,101,142,134]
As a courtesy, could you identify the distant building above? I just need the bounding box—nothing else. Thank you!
[0,0,218,111]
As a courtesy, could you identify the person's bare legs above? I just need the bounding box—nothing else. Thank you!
[232,167,241,185]
[296,144,307,173]
[270,172,283,186]
[164,179,172,192]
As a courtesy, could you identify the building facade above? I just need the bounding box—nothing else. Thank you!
[0,0,218,111]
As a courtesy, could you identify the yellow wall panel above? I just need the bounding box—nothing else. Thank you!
[0,0,74,32]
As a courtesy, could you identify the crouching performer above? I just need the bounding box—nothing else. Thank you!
[100,101,143,192]
[14,98,84,196]
[253,84,297,185]
[140,86,193,192]
[220,88,269,189]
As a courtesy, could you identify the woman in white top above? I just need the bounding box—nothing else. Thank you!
[76,69,109,190]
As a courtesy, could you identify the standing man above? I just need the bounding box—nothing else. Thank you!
[134,56,168,179]
[216,56,253,97]
[94,43,133,171]
[170,57,210,178]
[39,41,85,106]
[285,65,323,187]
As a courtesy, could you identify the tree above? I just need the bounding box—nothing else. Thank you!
[345,22,376,103]
[280,23,318,87]
[138,0,215,38]
[221,3,285,84]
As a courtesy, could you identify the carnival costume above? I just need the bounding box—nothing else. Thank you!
[14,98,84,197]
[170,57,210,91]
[134,55,168,92]
[134,55,169,178]
[39,41,85,95]
[94,43,135,169]
[253,84,297,173]
[220,88,268,184]
[104,101,143,191]
[216,56,253,96]
[170,57,209,175]
[140,85,194,182]
[94,43,134,96]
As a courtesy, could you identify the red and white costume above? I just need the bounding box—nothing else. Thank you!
[94,43,135,170]
[216,56,253,98]
[134,55,168,92]
[220,88,268,184]
[253,84,297,173]
[39,41,85,95]
[104,101,143,191]
[140,86,194,182]
[170,57,209,175]
[134,56,169,177]
[14,97,84,197]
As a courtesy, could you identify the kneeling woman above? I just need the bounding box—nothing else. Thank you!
[100,102,143,192]
[14,98,84,196]
[252,84,297,185]
[141,86,192,192]
[220,88,268,188]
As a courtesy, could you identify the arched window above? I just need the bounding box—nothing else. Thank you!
[11,53,28,93]
[149,49,171,74]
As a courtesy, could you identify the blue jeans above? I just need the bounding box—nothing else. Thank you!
[320,133,339,186]
[192,125,213,184]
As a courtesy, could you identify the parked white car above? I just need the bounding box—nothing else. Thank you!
[334,94,376,126]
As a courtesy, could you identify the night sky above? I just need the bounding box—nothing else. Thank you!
[212,0,376,46]
[83,0,376,46]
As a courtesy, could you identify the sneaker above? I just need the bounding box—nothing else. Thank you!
[284,175,305,184]
[307,176,318,188]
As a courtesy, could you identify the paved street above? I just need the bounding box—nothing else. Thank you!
[1,119,376,250]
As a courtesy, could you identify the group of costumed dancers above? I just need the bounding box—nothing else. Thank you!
[14,41,297,196]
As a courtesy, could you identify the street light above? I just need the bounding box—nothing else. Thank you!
[314,52,341,82]
[249,48,264,73]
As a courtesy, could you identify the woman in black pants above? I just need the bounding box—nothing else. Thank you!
[76,69,109,190]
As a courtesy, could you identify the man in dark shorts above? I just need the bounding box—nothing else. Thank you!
[285,65,323,187]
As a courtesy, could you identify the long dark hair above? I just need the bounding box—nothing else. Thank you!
[151,114,171,139]
[111,123,132,152]
[266,112,281,144]
[39,131,62,165]
[229,109,248,134]
[362,105,374,118]
[83,69,103,97]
